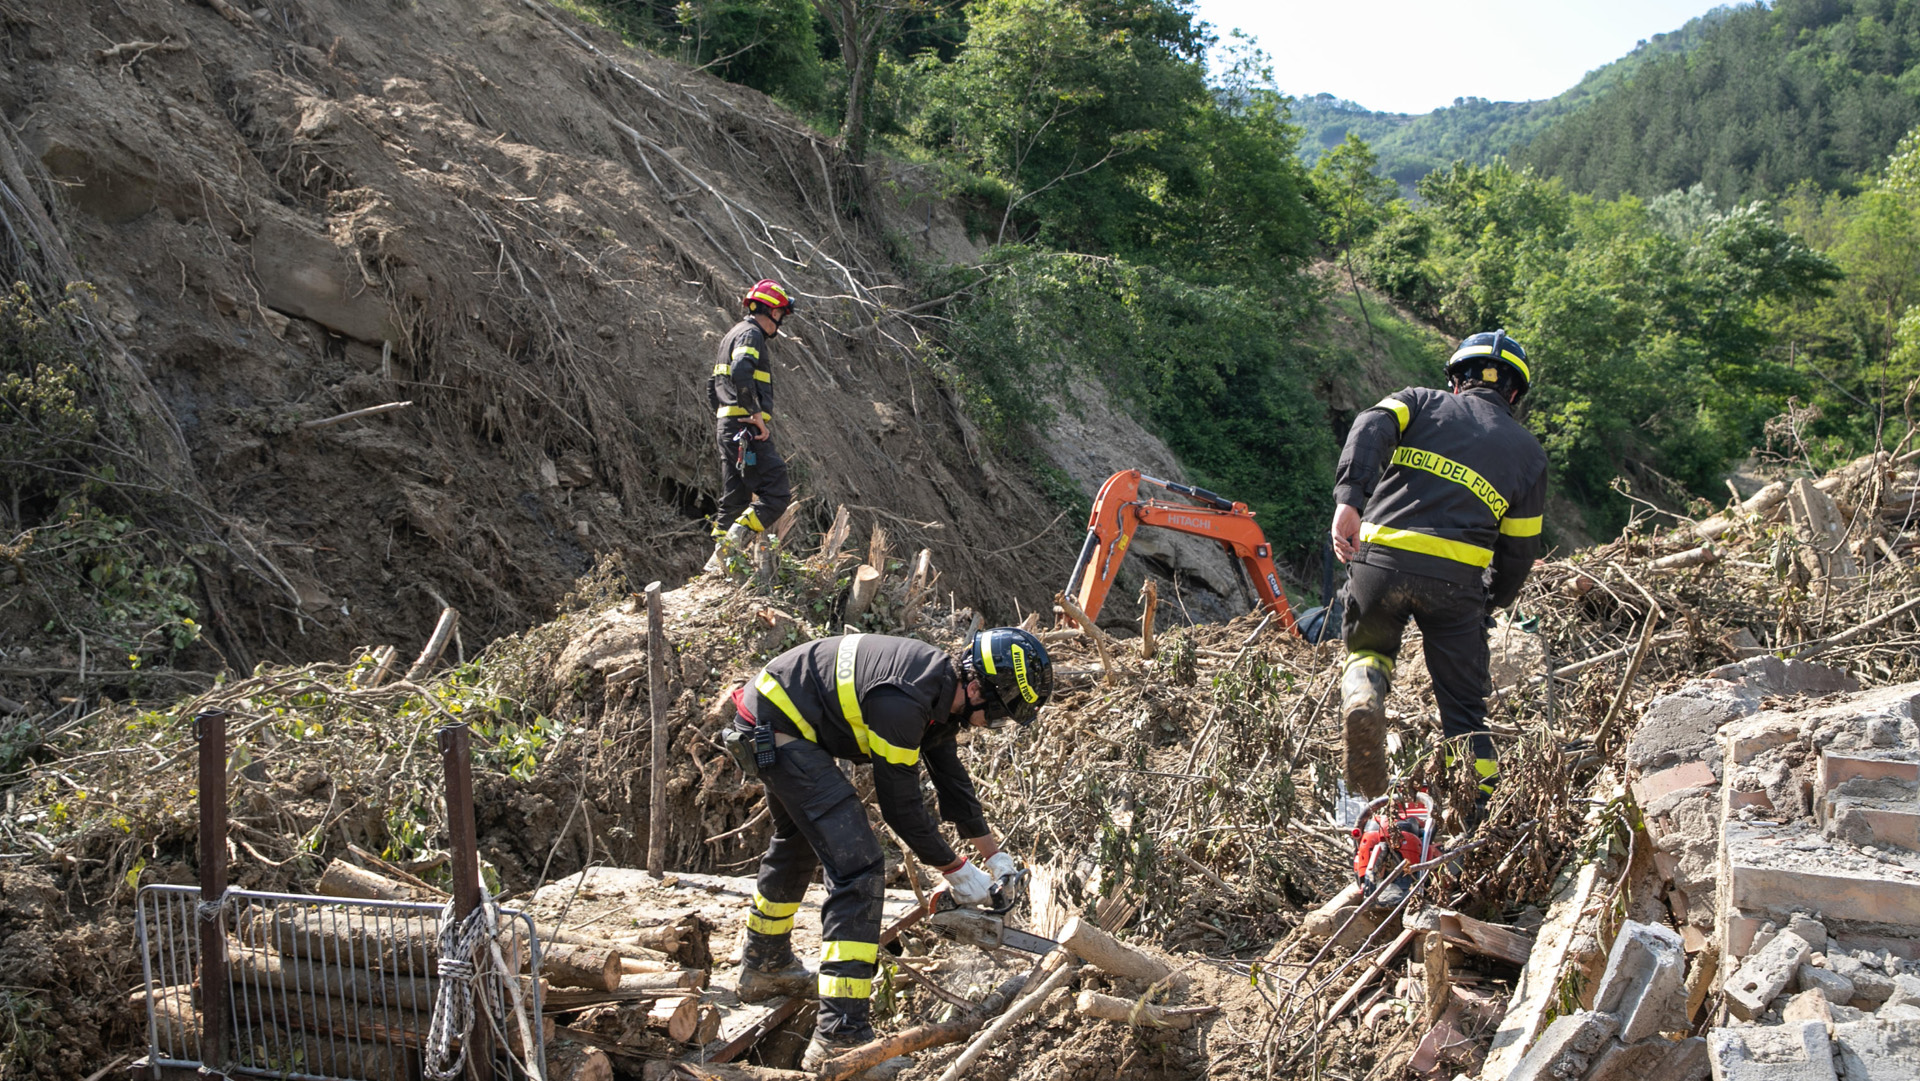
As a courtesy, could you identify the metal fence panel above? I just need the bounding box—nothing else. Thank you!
[137,884,544,1081]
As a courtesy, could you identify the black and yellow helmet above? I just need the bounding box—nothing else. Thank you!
[968,628,1053,727]
[1446,328,1531,399]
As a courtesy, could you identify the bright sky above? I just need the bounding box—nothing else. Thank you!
[1190,1,1735,115]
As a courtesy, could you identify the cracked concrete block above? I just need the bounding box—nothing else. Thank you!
[1585,1035,1710,1081]
[1783,989,1835,1025]
[1707,1021,1836,1081]
[1594,921,1691,1042]
[1830,1019,1920,1081]
[1707,656,1859,698]
[1887,973,1920,1009]
[1801,963,1856,1005]
[1634,761,1720,807]
[1505,1010,1619,1081]
[1728,930,1814,1021]
[1630,689,1754,774]
[1727,715,1804,765]
[1787,914,1829,953]
[1830,955,1896,1008]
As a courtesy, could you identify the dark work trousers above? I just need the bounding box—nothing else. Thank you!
[753,737,885,1039]
[1340,561,1496,763]
[714,418,791,536]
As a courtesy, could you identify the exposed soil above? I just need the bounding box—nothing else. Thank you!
[0,0,1078,689]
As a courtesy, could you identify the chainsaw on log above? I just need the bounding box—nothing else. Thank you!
[881,867,1059,957]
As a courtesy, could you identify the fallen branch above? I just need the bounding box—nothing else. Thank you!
[1790,592,1920,660]
[934,959,1080,1081]
[1054,593,1119,687]
[817,968,1031,1081]
[404,607,459,681]
[301,400,414,430]
[1075,989,1214,1030]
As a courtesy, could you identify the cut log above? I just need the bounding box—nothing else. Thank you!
[1056,915,1179,987]
[631,912,710,967]
[543,942,623,992]
[1648,545,1719,572]
[619,957,672,975]
[134,983,412,1081]
[228,943,436,1012]
[1075,989,1209,1029]
[1435,911,1534,967]
[546,1042,615,1081]
[1788,477,1859,584]
[535,923,669,962]
[316,859,428,902]
[1299,882,1364,941]
[1696,480,1788,539]
[843,564,883,623]
[541,970,706,1011]
[648,995,701,1043]
[693,1003,722,1046]
[240,906,438,975]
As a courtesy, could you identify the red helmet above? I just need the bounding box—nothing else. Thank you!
[743,279,794,314]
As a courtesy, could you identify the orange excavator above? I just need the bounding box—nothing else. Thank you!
[1064,470,1305,634]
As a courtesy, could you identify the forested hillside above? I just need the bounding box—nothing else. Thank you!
[563,0,1920,546]
[1291,8,1724,191]
[1521,0,1920,200]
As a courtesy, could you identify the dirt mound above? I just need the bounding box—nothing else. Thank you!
[0,0,1075,682]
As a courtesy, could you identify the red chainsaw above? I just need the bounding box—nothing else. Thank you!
[1351,791,1438,906]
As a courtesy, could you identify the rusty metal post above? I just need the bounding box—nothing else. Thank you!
[194,709,230,1075]
[439,724,493,1081]
[645,580,669,876]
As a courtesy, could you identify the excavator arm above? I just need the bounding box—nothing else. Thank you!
[1065,470,1299,633]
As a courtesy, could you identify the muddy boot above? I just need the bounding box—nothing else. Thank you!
[703,521,754,576]
[1341,659,1392,799]
[735,931,813,1003]
[800,1031,910,1080]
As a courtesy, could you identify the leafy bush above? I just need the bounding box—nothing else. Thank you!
[937,249,1335,558]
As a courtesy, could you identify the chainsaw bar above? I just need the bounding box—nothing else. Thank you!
[927,907,1060,956]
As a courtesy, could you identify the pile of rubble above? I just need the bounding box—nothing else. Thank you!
[1489,654,1920,1081]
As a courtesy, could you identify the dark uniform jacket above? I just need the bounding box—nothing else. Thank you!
[709,318,773,422]
[1334,386,1547,608]
[740,634,988,869]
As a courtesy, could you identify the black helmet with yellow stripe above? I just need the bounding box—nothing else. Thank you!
[1446,329,1531,400]
[967,628,1053,728]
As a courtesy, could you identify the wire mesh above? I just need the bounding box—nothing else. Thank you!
[136,885,544,1081]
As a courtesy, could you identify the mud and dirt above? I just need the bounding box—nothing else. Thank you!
[0,0,1079,688]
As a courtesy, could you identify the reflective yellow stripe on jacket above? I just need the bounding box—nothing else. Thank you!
[1375,396,1411,433]
[754,636,920,766]
[1359,522,1494,568]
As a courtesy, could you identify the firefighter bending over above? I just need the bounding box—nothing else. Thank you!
[723,628,1054,1074]
[706,279,795,573]
[1328,329,1547,821]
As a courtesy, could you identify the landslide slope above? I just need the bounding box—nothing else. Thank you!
[0,0,1070,668]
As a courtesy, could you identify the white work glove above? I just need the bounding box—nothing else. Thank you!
[942,859,994,907]
[984,851,1018,885]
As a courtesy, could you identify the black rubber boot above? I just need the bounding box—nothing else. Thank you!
[736,931,813,1003]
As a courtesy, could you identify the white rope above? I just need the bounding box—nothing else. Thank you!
[194,890,231,924]
[423,888,501,1081]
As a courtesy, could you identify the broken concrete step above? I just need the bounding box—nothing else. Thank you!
[1725,821,1920,932]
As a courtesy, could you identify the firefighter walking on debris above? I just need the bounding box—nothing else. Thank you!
[706,279,796,574]
[723,628,1053,1073]
[1328,329,1548,828]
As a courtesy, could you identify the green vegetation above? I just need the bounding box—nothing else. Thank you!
[1521,1,1920,202]
[0,284,202,692]
[1291,8,1726,192]
[565,0,1920,552]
